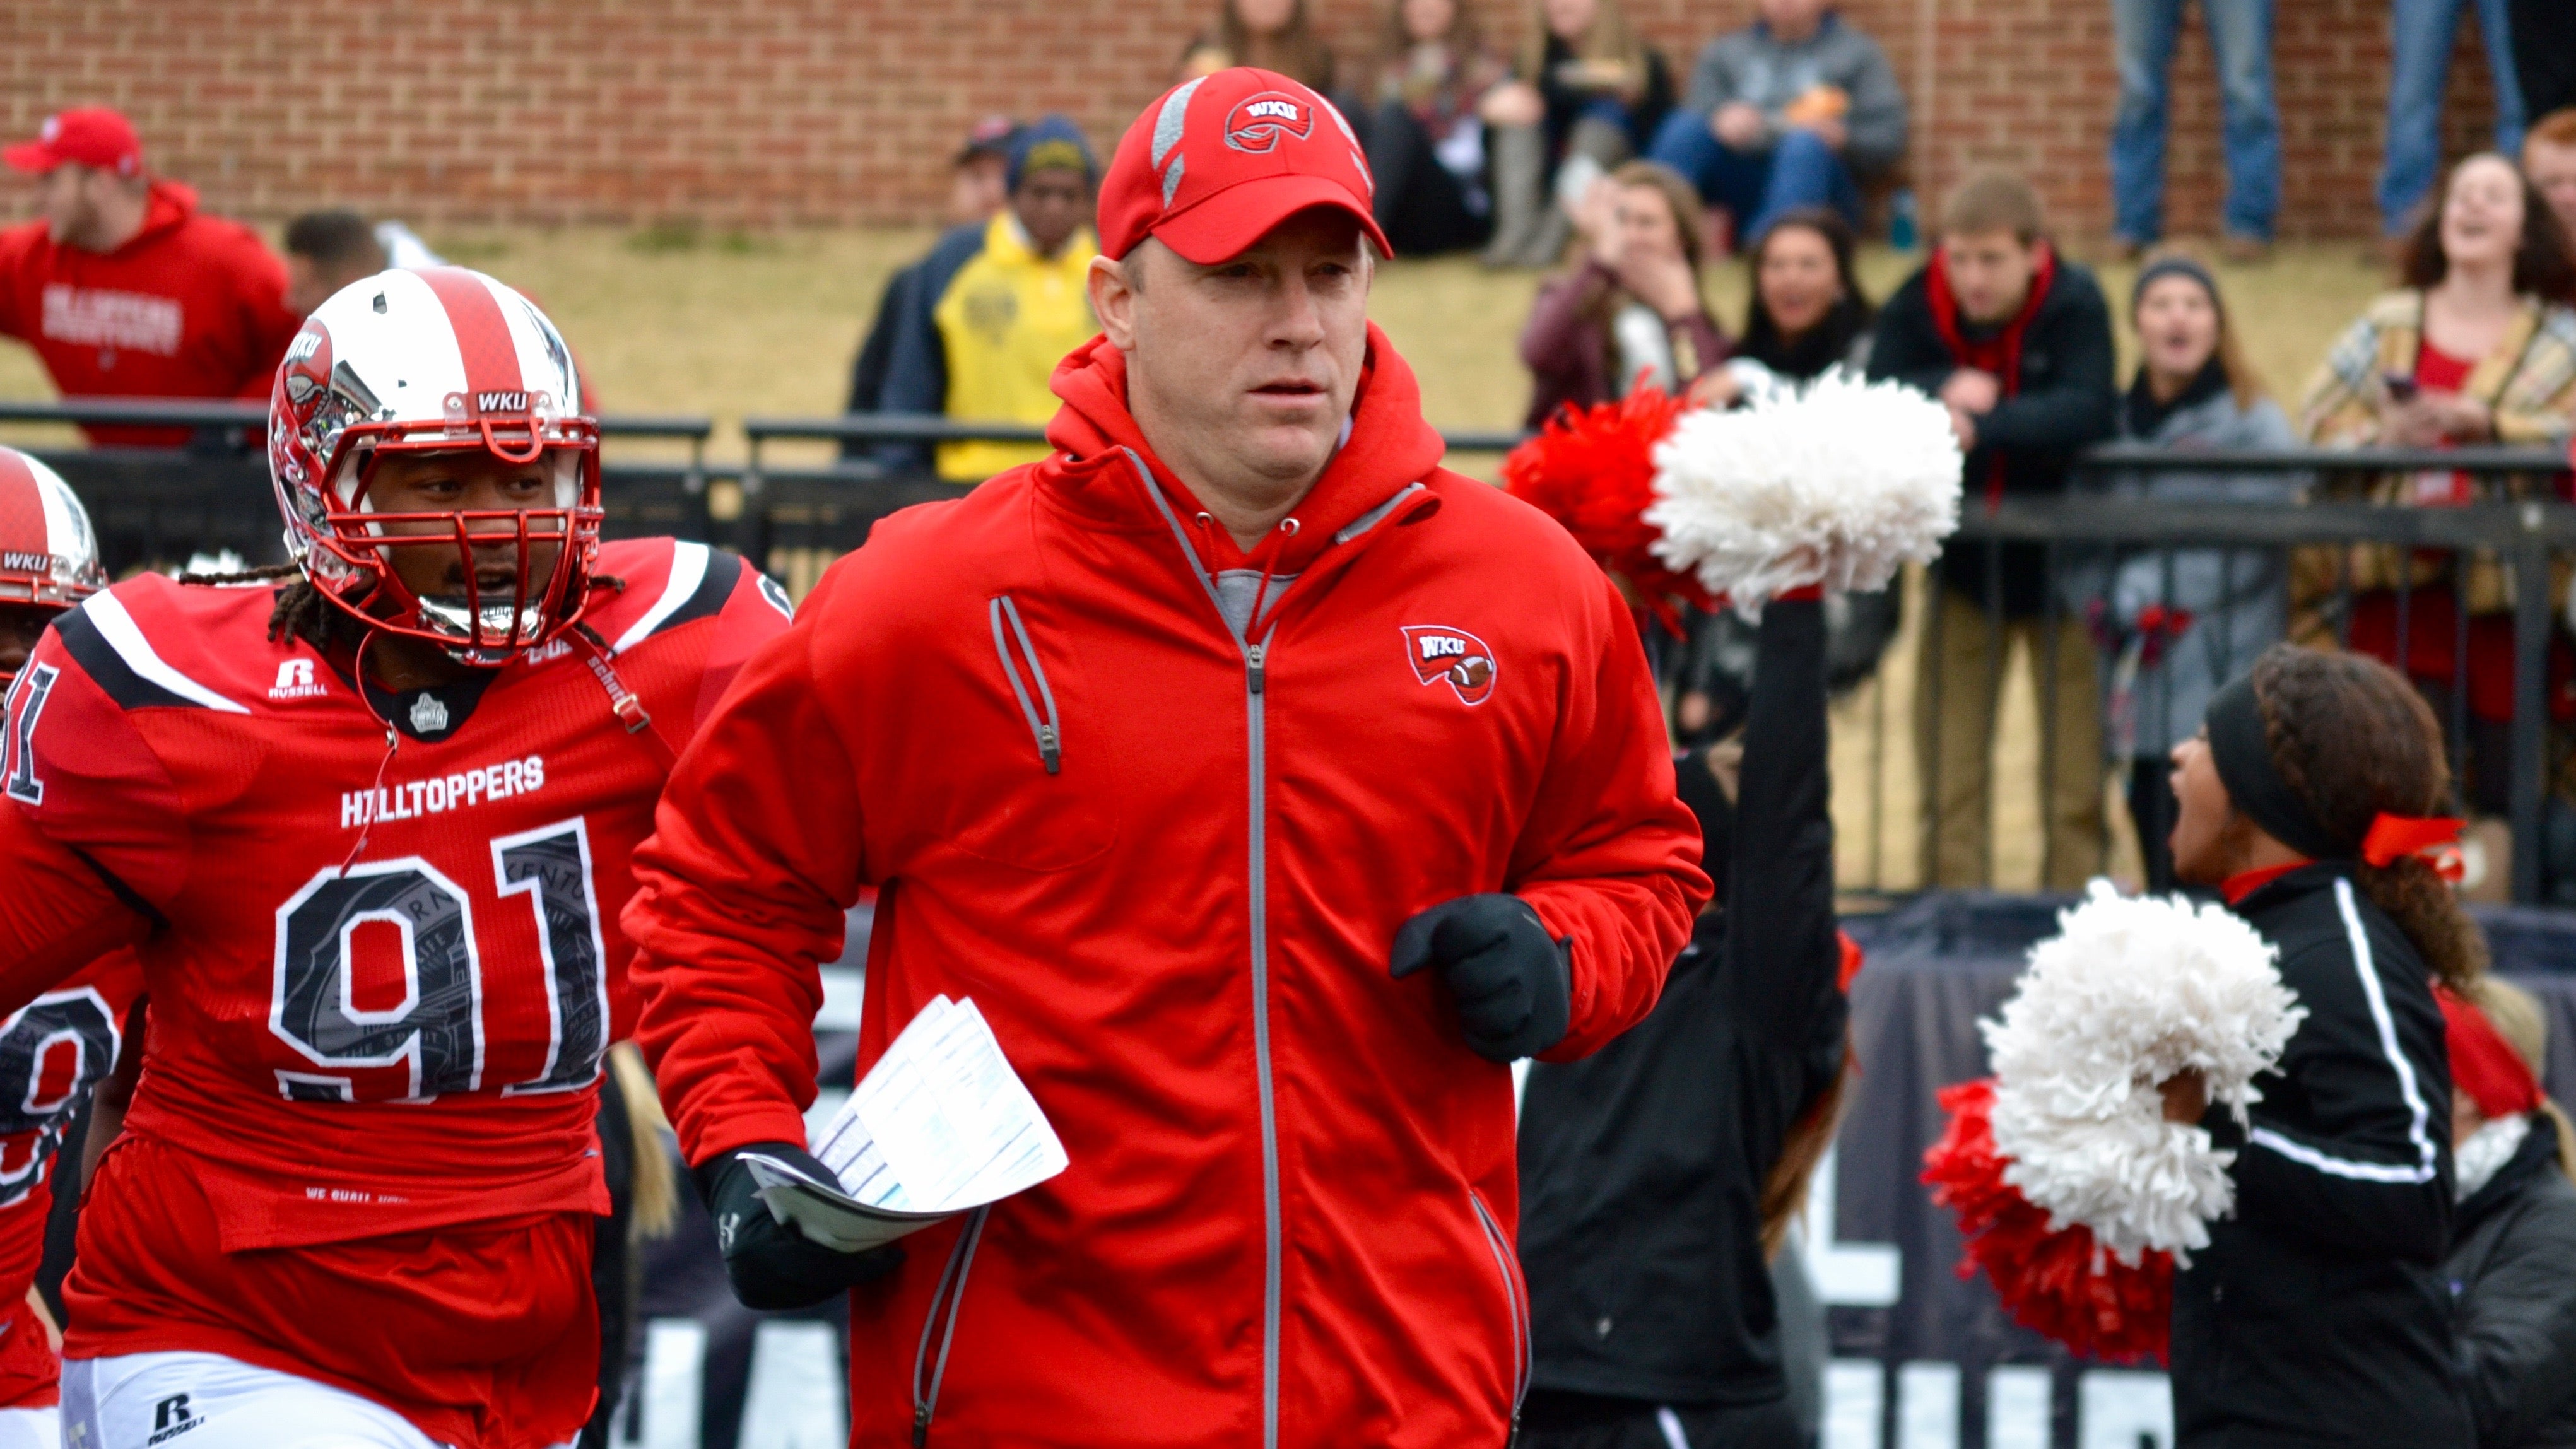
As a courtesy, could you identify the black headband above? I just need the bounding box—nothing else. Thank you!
[2131,255,2221,317]
[2204,674,2347,861]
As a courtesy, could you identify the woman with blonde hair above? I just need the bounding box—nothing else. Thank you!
[1361,0,1510,254]
[1474,0,1674,267]
[1517,159,1727,428]
[2295,153,2576,816]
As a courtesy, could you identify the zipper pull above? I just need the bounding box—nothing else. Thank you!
[1037,723,1061,775]
[1247,643,1266,695]
[913,1404,932,1447]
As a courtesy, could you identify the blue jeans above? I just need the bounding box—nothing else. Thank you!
[2108,0,2280,242]
[2380,0,2526,235]
[1645,113,1859,242]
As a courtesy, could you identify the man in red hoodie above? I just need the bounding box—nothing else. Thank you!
[626,67,1707,1449]
[0,108,303,445]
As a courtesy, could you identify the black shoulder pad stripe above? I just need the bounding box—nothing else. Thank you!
[51,607,206,712]
[649,547,744,639]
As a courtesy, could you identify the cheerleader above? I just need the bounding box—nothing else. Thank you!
[2163,643,2476,1448]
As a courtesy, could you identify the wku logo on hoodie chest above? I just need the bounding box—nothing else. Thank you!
[1401,625,1497,706]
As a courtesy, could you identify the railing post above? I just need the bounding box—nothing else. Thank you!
[2509,507,2551,904]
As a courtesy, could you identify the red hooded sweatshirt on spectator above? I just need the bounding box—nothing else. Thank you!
[0,180,302,444]
[625,323,1707,1447]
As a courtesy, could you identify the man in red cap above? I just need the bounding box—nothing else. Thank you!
[626,67,1707,1448]
[0,108,303,445]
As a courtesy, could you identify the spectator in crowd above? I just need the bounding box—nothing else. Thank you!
[1478,0,1676,268]
[950,115,1018,226]
[2079,250,2298,892]
[2524,109,2576,251]
[1519,578,1850,1449]
[1867,172,2117,890]
[2161,645,2473,1449]
[875,116,1101,481]
[0,107,303,446]
[1646,0,1908,251]
[2106,0,2280,261]
[2443,977,2576,1449]
[1363,0,1509,255]
[843,118,1020,443]
[281,209,389,317]
[2380,0,2525,241]
[2297,153,2576,814]
[2510,0,2575,130]
[1178,0,1341,93]
[1518,160,1728,430]
[1675,207,1895,745]
[1703,204,1874,400]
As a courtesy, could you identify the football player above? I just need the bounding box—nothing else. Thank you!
[0,268,798,1449]
[0,448,141,1449]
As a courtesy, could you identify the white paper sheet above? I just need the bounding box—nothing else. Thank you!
[750,995,1068,1250]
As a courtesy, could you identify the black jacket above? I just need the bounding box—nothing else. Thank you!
[1866,257,2116,617]
[2172,863,2469,1449]
[1516,595,1843,1407]
[2447,1119,2576,1449]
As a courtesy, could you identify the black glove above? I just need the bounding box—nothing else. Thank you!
[694,1142,905,1311]
[1389,893,1572,1062]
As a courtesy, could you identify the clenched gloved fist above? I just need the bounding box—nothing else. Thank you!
[1389,893,1572,1063]
[695,1142,905,1310]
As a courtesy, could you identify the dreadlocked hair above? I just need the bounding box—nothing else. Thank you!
[181,565,632,655]
[2248,643,2489,992]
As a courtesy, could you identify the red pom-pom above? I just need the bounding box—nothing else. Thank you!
[1920,1079,2173,1366]
[1501,388,1717,635]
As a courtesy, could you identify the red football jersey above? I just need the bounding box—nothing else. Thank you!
[0,537,786,1446]
[0,949,144,1409]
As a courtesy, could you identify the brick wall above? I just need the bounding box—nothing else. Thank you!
[0,0,2515,239]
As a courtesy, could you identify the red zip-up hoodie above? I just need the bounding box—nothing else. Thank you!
[625,325,1707,1448]
[0,180,302,444]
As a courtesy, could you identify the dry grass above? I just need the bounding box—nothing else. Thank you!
[0,227,2391,891]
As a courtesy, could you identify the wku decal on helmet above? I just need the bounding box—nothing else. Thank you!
[0,446,105,687]
[1401,625,1498,706]
[1224,92,1314,154]
[266,266,602,665]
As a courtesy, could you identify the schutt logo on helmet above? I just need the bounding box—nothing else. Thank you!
[1401,625,1498,707]
[1224,93,1314,154]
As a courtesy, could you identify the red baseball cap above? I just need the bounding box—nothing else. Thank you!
[1098,69,1389,264]
[4,108,143,177]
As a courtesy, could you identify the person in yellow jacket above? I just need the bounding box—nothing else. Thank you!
[876,115,1100,481]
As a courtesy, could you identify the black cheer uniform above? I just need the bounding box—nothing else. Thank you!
[2174,863,2470,1449]
[1516,594,1844,1449]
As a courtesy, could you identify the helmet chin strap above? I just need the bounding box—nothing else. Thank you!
[335,627,402,878]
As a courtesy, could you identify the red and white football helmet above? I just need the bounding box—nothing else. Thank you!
[268,266,601,664]
[0,445,107,685]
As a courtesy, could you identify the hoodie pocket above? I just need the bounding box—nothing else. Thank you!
[1468,1189,1532,1442]
[947,593,1119,872]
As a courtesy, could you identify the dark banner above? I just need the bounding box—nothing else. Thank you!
[609,896,2576,1449]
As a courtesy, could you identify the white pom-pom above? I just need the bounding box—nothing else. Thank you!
[1643,370,1961,612]
[1982,881,2305,1264]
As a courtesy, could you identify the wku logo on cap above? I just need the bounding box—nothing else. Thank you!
[1225,92,1314,154]
[1401,625,1497,707]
